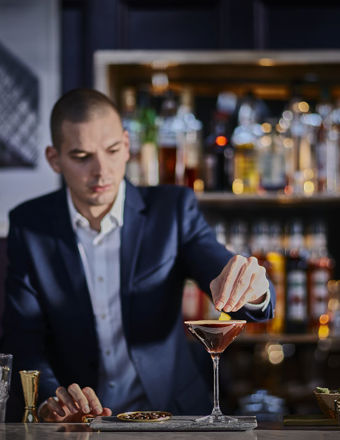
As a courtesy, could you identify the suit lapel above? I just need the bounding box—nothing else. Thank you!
[120,181,146,339]
[52,189,92,305]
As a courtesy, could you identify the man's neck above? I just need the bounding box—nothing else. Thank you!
[73,202,114,232]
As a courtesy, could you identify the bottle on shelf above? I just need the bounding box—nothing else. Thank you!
[258,124,287,192]
[307,220,334,332]
[203,92,237,192]
[246,220,272,334]
[266,222,286,334]
[315,93,333,193]
[176,88,203,189]
[231,93,262,194]
[226,220,250,257]
[327,280,340,337]
[138,88,159,186]
[157,91,183,185]
[324,100,340,193]
[121,87,142,185]
[284,220,308,333]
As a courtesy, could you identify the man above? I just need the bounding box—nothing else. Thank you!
[1,89,274,422]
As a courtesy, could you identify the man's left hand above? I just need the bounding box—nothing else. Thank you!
[210,255,269,313]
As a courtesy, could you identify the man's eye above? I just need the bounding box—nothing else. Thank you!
[72,155,89,160]
[108,148,119,154]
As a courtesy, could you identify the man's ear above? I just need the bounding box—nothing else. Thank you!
[45,146,62,174]
[122,129,130,161]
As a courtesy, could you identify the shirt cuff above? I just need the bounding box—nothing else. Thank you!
[244,288,271,312]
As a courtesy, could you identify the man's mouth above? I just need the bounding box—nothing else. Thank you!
[90,184,112,193]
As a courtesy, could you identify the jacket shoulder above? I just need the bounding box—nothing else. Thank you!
[9,189,64,225]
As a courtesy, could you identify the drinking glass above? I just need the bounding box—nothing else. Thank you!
[0,353,13,423]
[185,320,246,424]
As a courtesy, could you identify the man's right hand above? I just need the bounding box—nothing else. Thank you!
[38,384,112,422]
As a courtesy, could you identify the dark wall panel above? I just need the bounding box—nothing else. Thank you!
[262,4,340,49]
[127,8,220,49]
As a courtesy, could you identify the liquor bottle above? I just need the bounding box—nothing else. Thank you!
[226,220,250,257]
[258,126,286,192]
[138,88,159,186]
[285,220,308,333]
[266,222,286,334]
[231,93,261,194]
[176,88,203,188]
[307,221,334,332]
[121,87,142,185]
[215,222,227,247]
[246,220,271,334]
[157,91,182,185]
[203,92,237,192]
[324,101,340,193]
[285,96,317,195]
[327,280,340,337]
[315,95,333,193]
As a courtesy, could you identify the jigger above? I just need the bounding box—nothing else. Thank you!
[19,370,40,423]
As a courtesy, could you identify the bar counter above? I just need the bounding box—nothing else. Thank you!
[1,422,340,439]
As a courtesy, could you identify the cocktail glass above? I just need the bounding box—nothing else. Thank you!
[185,319,246,424]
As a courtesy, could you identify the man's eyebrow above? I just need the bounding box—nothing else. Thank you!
[107,140,122,149]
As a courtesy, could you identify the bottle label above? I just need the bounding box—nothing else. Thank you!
[287,270,307,321]
[310,269,330,318]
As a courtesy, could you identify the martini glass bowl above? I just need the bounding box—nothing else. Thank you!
[185,319,246,424]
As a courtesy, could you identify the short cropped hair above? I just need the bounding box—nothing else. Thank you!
[50,88,120,150]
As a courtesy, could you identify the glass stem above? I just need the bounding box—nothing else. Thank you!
[211,354,223,417]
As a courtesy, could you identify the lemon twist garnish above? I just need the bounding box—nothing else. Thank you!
[218,311,231,321]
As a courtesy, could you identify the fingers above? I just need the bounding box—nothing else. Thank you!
[224,257,259,312]
[82,387,103,415]
[214,255,247,311]
[212,255,269,312]
[56,386,79,414]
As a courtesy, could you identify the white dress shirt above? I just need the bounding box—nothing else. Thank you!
[67,181,150,412]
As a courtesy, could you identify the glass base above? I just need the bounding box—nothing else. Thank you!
[195,414,239,424]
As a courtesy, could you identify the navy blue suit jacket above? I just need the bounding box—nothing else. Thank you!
[1,181,275,421]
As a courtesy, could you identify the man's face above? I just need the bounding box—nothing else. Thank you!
[46,108,130,217]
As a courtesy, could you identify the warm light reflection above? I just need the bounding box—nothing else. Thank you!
[267,343,284,365]
[319,314,329,325]
[261,122,272,133]
[193,179,204,193]
[318,324,330,339]
[216,136,227,146]
[232,179,244,195]
[283,138,294,149]
[298,101,310,113]
[151,72,169,94]
[258,58,275,66]
[304,180,315,195]
[260,135,271,147]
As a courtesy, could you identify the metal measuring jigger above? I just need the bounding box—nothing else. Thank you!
[19,370,40,423]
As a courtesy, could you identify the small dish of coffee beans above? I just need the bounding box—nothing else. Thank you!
[117,411,172,422]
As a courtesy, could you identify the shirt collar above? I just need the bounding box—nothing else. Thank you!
[67,180,126,233]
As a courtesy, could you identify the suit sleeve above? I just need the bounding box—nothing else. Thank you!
[178,187,275,322]
[0,214,60,420]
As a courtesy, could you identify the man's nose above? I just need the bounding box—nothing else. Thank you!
[91,154,107,176]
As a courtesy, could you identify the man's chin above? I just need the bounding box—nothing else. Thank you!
[87,193,116,207]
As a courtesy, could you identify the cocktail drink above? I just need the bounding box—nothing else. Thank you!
[185,320,246,424]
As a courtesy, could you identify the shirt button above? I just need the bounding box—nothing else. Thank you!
[98,276,104,282]
[109,382,115,389]
[105,350,111,356]
[101,313,106,319]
